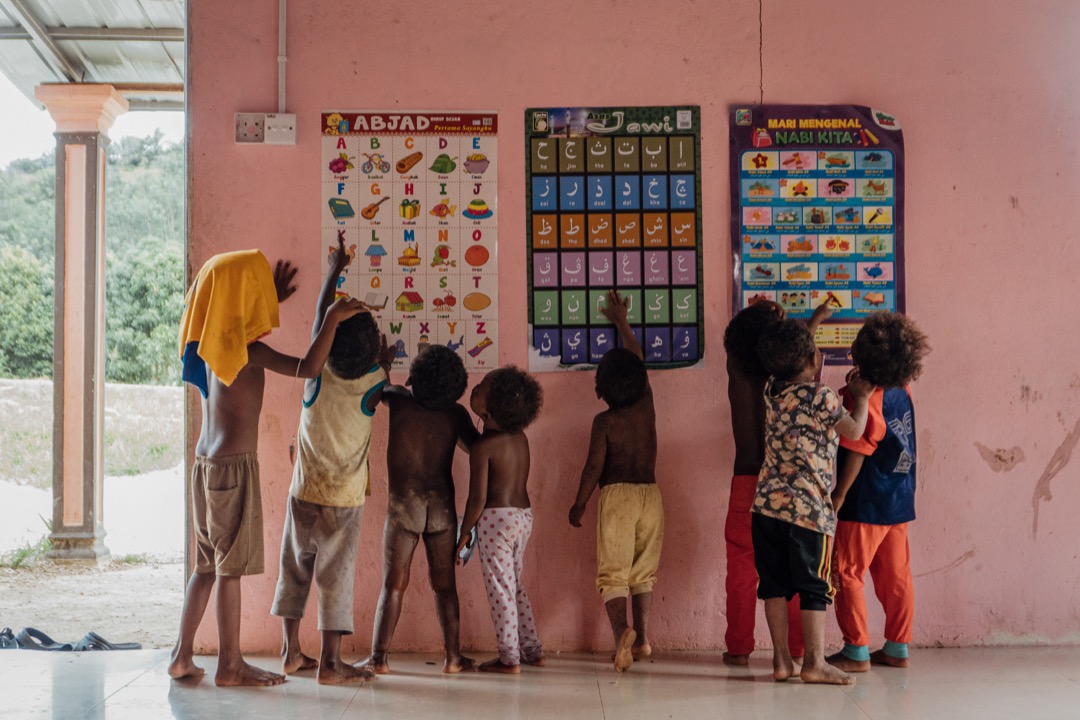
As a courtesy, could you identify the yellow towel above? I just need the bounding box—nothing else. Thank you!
[178,250,279,393]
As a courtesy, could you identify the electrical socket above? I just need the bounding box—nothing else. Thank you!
[264,113,297,145]
[234,113,264,143]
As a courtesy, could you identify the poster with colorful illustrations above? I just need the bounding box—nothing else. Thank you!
[730,105,905,364]
[525,106,704,371]
[321,112,498,370]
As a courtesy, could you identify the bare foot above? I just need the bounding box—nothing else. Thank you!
[478,658,521,674]
[825,651,870,673]
[215,660,286,687]
[772,652,795,681]
[870,649,909,668]
[522,655,547,667]
[632,640,652,660]
[318,659,373,685]
[614,628,636,672]
[357,656,390,675]
[168,653,205,680]
[282,650,318,675]
[722,652,750,667]
[444,655,475,674]
[800,660,856,685]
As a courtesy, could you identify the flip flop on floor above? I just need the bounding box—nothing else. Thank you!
[14,627,75,651]
[73,631,141,652]
[0,627,18,649]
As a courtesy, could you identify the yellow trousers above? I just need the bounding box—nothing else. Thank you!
[596,483,664,602]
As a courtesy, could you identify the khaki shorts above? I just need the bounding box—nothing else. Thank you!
[192,453,264,576]
[597,483,664,602]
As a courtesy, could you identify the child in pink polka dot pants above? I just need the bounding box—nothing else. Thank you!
[457,366,545,673]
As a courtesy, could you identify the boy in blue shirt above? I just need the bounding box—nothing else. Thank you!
[827,312,930,672]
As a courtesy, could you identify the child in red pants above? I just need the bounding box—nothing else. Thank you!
[722,301,831,664]
[827,312,930,672]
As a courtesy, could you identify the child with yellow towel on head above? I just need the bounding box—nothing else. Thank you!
[169,248,365,687]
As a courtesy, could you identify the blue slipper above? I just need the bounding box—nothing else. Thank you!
[0,627,18,649]
[15,627,74,651]
[73,631,141,651]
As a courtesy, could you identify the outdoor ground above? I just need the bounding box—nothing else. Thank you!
[0,379,185,649]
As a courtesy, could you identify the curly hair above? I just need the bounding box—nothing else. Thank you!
[409,345,468,411]
[757,319,816,381]
[724,301,784,377]
[851,312,930,388]
[484,366,543,433]
[595,347,647,409]
[327,313,380,380]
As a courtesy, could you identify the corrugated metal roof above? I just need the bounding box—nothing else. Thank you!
[0,0,184,110]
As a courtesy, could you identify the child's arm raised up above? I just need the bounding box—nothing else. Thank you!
[835,368,874,440]
[248,296,368,378]
[456,439,490,562]
[569,414,609,527]
[601,289,642,361]
[312,231,352,341]
[455,404,481,453]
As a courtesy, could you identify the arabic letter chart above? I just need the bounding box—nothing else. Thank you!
[322,111,498,370]
[729,104,905,364]
[525,106,704,371]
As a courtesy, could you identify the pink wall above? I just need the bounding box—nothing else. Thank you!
[187,0,1080,653]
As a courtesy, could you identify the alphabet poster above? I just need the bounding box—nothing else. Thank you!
[322,111,498,370]
[525,106,704,371]
[730,104,905,364]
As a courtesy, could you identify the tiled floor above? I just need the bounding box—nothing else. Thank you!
[2,647,1079,719]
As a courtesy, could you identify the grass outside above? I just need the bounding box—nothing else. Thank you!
[0,378,183,489]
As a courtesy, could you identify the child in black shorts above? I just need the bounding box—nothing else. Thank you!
[752,318,873,685]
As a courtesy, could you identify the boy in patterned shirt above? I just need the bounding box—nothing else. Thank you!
[753,317,873,685]
[827,312,930,672]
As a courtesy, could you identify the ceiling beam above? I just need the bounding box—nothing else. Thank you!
[0,0,83,81]
[0,25,184,41]
[113,82,184,95]
[126,98,184,111]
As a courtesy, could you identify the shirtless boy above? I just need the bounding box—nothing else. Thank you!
[169,249,365,686]
[457,366,545,674]
[570,289,663,673]
[721,301,832,665]
[360,345,479,674]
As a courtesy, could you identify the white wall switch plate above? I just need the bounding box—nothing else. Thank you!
[264,113,296,145]
[234,113,264,143]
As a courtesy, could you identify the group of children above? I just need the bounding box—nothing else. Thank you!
[168,245,928,688]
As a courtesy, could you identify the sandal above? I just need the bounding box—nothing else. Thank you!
[73,631,141,651]
[14,627,74,651]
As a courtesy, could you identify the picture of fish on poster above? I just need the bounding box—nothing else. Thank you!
[321,111,498,371]
[526,106,704,372]
[729,105,905,364]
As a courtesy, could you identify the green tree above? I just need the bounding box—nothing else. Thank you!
[0,131,185,384]
[0,245,54,378]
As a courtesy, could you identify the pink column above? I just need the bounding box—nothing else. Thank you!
[35,84,128,564]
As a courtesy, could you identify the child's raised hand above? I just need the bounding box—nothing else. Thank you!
[809,300,834,329]
[273,259,299,303]
[600,289,629,325]
[329,229,352,271]
[326,296,369,323]
[568,503,586,528]
[376,333,393,367]
[845,367,875,399]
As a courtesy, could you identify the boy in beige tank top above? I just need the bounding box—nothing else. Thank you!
[271,242,392,684]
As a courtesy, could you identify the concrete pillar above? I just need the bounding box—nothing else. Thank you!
[35,84,128,564]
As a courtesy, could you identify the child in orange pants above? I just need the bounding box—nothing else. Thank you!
[828,313,930,672]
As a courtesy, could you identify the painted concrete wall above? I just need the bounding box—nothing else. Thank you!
[188,0,1080,653]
